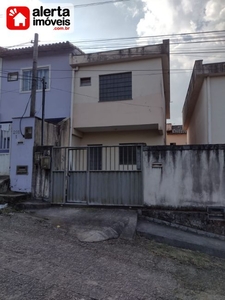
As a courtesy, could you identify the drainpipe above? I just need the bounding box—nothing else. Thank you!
[206,76,212,144]
[69,68,75,147]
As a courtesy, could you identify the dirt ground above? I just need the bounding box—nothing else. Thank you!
[1,209,225,300]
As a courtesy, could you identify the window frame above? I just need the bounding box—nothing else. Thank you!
[80,77,91,86]
[20,65,51,93]
[99,71,132,102]
[7,72,19,82]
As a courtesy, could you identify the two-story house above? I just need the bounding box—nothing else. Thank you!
[69,40,170,150]
[0,42,83,185]
[0,40,170,195]
[183,60,225,144]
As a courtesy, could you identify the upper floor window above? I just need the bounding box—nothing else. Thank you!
[7,72,18,82]
[99,72,132,102]
[21,67,49,92]
[80,77,91,86]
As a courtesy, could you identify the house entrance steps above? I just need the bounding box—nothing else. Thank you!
[0,176,31,206]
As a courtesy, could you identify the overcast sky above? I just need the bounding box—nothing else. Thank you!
[1,0,225,124]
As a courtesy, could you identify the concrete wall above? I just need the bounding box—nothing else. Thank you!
[32,118,70,198]
[0,53,72,123]
[32,146,53,199]
[143,145,225,208]
[73,58,166,143]
[187,80,208,144]
[34,117,70,147]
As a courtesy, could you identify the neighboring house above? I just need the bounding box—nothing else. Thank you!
[69,40,170,149]
[0,42,83,178]
[166,124,187,145]
[0,42,83,123]
[183,60,225,144]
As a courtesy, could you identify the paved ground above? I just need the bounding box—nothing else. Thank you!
[1,209,225,300]
[31,207,137,242]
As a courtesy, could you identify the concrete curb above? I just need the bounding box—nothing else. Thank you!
[140,215,225,241]
[16,201,51,210]
[0,193,29,205]
[137,218,225,259]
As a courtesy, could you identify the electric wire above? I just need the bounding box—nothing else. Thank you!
[19,95,32,138]
[73,0,130,8]
[3,29,225,50]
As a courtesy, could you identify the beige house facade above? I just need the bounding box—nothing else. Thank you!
[183,60,225,144]
[69,40,170,147]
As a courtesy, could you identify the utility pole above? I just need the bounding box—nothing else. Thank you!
[30,33,38,117]
[41,77,47,146]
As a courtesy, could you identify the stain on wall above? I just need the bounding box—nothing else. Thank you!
[143,145,225,208]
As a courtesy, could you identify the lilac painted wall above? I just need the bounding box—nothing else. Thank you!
[10,117,35,192]
[0,52,72,123]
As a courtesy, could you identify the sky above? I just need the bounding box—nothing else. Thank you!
[0,0,225,124]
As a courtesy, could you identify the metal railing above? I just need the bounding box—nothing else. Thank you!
[66,145,142,172]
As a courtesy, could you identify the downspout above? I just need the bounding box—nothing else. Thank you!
[206,76,212,144]
[69,68,75,147]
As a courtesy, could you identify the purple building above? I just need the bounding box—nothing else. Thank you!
[0,42,83,191]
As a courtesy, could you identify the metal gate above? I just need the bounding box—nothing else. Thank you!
[51,145,143,206]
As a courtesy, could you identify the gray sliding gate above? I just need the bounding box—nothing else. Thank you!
[51,145,143,206]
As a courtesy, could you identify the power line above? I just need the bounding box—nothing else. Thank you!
[5,42,31,49]
[72,38,225,50]
[73,0,130,8]
[47,29,225,44]
[3,30,225,53]
[2,61,225,77]
[37,29,225,49]
[58,30,225,44]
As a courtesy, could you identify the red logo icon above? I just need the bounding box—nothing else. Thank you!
[6,6,30,30]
